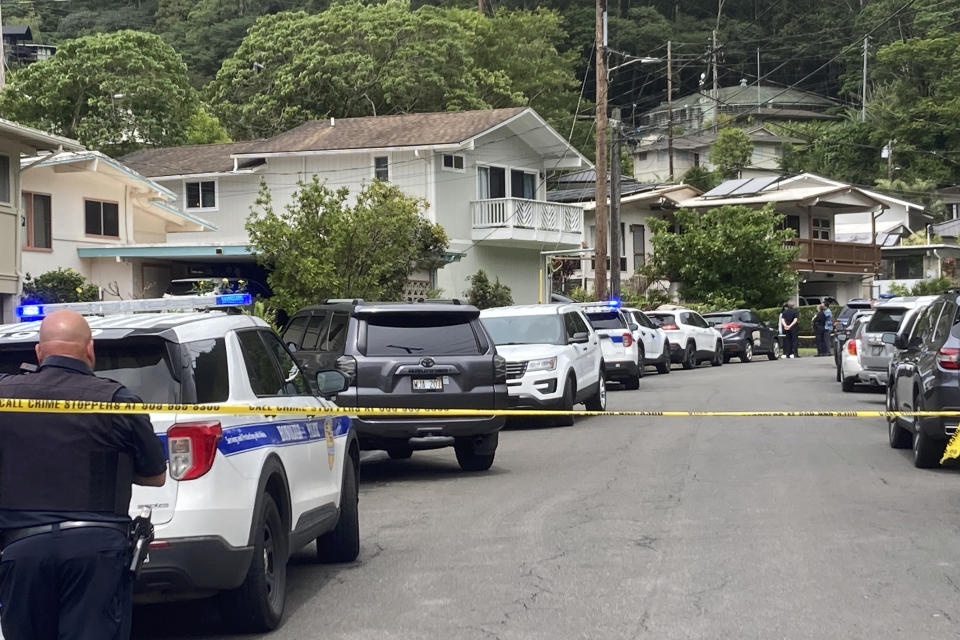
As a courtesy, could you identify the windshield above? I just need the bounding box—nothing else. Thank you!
[585,311,626,330]
[481,315,564,346]
[704,314,733,326]
[867,309,907,333]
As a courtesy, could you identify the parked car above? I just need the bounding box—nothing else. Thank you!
[282,300,507,470]
[886,290,960,468]
[832,298,875,371]
[838,313,873,392]
[646,307,724,369]
[621,307,671,374]
[703,309,780,362]
[578,303,642,389]
[479,304,606,426]
[858,296,938,388]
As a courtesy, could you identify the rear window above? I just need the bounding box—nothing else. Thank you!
[704,314,732,326]
[867,309,907,333]
[647,313,675,327]
[364,313,482,356]
[481,315,564,346]
[585,311,626,330]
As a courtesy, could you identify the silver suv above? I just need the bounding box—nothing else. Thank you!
[858,296,938,386]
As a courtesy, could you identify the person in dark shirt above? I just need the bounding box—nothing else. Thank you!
[813,303,828,356]
[780,300,800,358]
[0,310,166,640]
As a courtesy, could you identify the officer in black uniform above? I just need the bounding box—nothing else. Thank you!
[0,309,166,640]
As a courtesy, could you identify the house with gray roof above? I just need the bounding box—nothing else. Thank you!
[119,107,590,303]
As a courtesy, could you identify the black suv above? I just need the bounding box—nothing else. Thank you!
[281,300,507,471]
[885,291,960,468]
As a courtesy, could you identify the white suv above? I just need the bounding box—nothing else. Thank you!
[578,302,642,389]
[480,304,606,426]
[622,307,672,375]
[0,296,358,633]
[647,306,724,369]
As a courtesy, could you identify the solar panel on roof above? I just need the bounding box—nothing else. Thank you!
[701,178,752,198]
[730,175,781,196]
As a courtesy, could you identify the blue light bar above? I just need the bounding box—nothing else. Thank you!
[215,293,252,306]
[607,299,621,307]
[16,304,44,321]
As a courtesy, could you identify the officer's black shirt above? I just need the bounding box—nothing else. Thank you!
[0,355,167,529]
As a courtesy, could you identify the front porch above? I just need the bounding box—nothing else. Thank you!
[471,198,583,248]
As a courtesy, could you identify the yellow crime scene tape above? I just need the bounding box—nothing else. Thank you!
[2,398,959,463]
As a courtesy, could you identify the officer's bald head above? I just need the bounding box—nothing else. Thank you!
[35,310,95,367]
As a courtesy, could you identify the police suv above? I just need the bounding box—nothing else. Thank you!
[0,295,359,633]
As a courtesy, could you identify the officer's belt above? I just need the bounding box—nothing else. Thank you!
[1,520,129,547]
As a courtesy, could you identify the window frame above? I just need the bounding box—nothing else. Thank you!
[0,154,10,205]
[374,155,389,181]
[183,178,218,212]
[83,198,121,238]
[441,154,465,173]
[812,217,832,241]
[21,191,52,251]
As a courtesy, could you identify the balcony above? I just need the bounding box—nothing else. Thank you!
[471,198,583,248]
[789,239,881,274]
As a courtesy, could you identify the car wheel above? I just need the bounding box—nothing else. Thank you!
[656,346,671,374]
[711,342,723,367]
[912,393,944,468]
[681,342,695,370]
[768,341,780,361]
[636,345,645,379]
[386,446,413,460]
[584,370,606,411]
[317,454,360,563]
[455,436,496,471]
[841,363,855,392]
[219,494,288,632]
[888,411,911,449]
[555,376,575,426]
[740,342,753,363]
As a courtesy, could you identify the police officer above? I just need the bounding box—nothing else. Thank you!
[0,309,166,640]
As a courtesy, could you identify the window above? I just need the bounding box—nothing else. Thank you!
[280,315,310,348]
[262,331,309,395]
[909,304,938,348]
[184,338,230,403]
[563,312,590,340]
[0,154,9,203]
[588,223,627,271]
[21,192,51,249]
[693,153,701,167]
[483,315,565,346]
[510,169,537,199]
[238,330,289,397]
[324,313,350,351]
[632,225,646,268]
[374,156,389,181]
[932,302,955,345]
[638,151,648,162]
[585,311,626,330]
[477,166,506,199]
[301,313,330,351]
[812,218,831,240]
[781,215,801,238]
[442,154,465,171]
[364,313,482,356]
[185,180,216,209]
[84,199,120,237]
[881,256,923,280]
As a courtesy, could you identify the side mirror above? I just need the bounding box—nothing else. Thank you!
[315,370,349,398]
[571,331,590,344]
[629,323,639,331]
[286,342,298,353]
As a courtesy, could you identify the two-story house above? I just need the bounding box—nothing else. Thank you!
[0,117,83,322]
[119,107,590,303]
[20,151,215,300]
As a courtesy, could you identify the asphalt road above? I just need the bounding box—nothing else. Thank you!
[134,356,960,639]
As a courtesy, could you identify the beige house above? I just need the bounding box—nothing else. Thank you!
[18,151,215,301]
[0,118,83,322]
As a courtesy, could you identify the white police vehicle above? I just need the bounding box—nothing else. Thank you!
[578,302,642,389]
[0,295,358,633]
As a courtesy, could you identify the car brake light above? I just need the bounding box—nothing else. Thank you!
[937,348,960,370]
[720,323,742,331]
[661,323,679,330]
[622,332,633,347]
[847,340,858,355]
[167,421,222,480]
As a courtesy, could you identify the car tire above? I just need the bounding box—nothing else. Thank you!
[681,342,695,370]
[656,346,671,374]
[711,342,723,367]
[219,494,288,632]
[317,455,360,563]
[386,446,413,460]
[740,342,753,363]
[455,437,496,471]
[912,393,944,468]
[636,345,645,379]
[888,415,911,449]
[768,341,780,361]
[835,361,841,382]
[841,367,855,392]
[555,376,576,427]
[584,370,606,411]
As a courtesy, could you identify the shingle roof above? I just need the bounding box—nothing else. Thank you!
[239,107,528,155]
[119,141,264,178]
[646,85,837,114]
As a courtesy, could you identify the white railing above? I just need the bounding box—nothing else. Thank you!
[471,198,583,234]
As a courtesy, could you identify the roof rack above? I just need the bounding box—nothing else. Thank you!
[16,293,253,321]
[322,298,364,305]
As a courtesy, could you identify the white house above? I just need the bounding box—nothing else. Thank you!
[119,107,590,304]
[19,151,215,300]
[0,117,83,322]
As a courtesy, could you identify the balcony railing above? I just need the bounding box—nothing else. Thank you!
[789,238,881,273]
[471,198,583,234]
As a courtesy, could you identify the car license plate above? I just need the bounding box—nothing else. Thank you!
[412,377,443,391]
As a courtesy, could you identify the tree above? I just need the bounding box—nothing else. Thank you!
[642,205,798,308]
[21,268,99,304]
[708,128,753,180]
[466,270,513,309]
[246,178,449,314]
[680,166,718,192]
[0,30,199,154]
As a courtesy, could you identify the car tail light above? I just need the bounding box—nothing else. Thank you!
[167,421,221,480]
[661,323,679,330]
[336,355,357,383]
[937,348,960,370]
[847,340,858,355]
[622,332,633,347]
[493,353,507,384]
[720,323,742,331]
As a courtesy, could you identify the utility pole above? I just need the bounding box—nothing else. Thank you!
[887,139,895,182]
[861,36,869,121]
[712,30,719,132]
[594,0,608,301]
[667,40,673,182]
[610,107,621,300]
[0,1,6,92]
